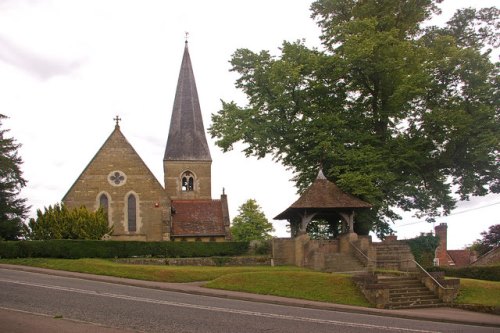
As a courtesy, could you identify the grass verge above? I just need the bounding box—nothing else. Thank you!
[1,258,498,309]
[0,258,369,307]
[0,258,302,283]
[455,278,500,307]
[204,271,372,307]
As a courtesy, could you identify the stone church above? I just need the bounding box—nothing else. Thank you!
[63,42,231,242]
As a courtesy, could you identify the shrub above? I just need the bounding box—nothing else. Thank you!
[405,233,440,267]
[0,240,249,259]
[27,203,112,240]
[248,240,272,255]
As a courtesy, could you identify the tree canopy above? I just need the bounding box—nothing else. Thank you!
[0,114,29,240]
[209,0,500,237]
[470,224,500,256]
[230,199,274,241]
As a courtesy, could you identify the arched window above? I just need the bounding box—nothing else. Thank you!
[181,171,194,191]
[99,193,109,219]
[127,194,137,232]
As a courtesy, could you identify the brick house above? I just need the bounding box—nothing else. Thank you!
[434,223,476,267]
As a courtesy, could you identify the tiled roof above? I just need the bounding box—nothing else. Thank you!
[164,42,211,161]
[447,250,473,267]
[171,200,225,237]
[275,170,371,220]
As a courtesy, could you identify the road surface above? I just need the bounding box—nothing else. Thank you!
[0,268,497,333]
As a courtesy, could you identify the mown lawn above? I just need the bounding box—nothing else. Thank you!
[205,271,371,307]
[0,258,303,283]
[456,278,500,307]
[1,258,498,309]
[0,258,369,306]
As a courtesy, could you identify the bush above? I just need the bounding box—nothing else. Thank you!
[0,240,249,259]
[427,265,500,282]
[28,203,112,240]
[248,240,272,255]
[405,233,440,267]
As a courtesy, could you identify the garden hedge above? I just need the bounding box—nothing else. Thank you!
[427,264,500,282]
[0,240,249,259]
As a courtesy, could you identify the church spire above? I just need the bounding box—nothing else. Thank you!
[164,41,211,161]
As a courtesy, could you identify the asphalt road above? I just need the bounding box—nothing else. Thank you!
[0,268,498,333]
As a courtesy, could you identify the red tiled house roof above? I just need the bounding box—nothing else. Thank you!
[171,200,226,237]
[447,250,473,267]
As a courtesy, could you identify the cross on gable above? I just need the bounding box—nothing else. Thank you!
[114,115,121,126]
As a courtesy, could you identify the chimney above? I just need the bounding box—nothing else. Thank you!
[434,223,448,266]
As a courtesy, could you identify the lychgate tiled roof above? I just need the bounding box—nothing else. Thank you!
[164,42,211,162]
[274,169,371,220]
[171,200,226,237]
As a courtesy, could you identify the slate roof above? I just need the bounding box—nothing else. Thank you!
[171,200,226,237]
[274,169,371,220]
[164,41,212,161]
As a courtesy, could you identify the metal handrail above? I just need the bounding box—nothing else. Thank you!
[348,241,453,291]
[349,241,374,263]
[410,258,452,290]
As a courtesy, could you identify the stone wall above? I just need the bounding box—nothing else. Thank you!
[63,128,168,241]
[272,238,296,265]
[164,160,212,199]
[272,234,366,272]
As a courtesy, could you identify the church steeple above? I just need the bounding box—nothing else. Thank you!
[164,41,211,161]
[164,42,212,200]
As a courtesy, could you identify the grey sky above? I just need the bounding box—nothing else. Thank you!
[1,0,498,248]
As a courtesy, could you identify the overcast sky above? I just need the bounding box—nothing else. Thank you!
[1,0,498,249]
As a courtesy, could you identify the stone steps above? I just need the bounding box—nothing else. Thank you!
[387,299,445,310]
[373,242,416,271]
[378,276,444,310]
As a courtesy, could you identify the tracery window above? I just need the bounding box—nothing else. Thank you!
[108,170,126,186]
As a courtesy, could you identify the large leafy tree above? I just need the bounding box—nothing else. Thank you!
[231,199,275,241]
[470,224,500,256]
[0,114,29,240]
[210,0,500,237]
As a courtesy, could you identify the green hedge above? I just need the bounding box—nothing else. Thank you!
[0,240,249,259]
[427,265,500,282]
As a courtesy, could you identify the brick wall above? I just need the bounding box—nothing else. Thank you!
[434,223,448,266]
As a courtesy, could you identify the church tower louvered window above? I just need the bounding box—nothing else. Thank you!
[181,171,194,191]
